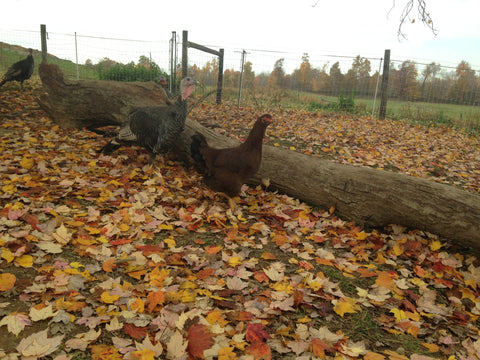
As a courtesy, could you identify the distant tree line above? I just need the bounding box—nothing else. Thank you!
[85,53,479,106]
[189,54,480,106]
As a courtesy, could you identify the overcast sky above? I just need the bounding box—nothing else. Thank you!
[2,0,479,71]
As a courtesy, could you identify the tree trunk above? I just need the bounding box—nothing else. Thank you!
[37,63,170,130]
[36,64,480,251]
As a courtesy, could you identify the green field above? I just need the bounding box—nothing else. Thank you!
[2,42,479,134]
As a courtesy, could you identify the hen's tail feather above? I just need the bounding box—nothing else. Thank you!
[190,134,207,171]
[98,140,121,155]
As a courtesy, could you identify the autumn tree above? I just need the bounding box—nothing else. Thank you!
[242,61,255,89]
[329,62,344,96]
[392,60,419,100]
[420,62,441,100]
[268,58,286,89]
[448,61,477,104]
[297,53,313,91]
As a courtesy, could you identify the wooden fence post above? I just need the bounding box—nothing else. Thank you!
[40,24,48,63]
[379,49,390,120]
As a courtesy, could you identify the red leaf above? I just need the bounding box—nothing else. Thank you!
[123,323,147,340]
[187,324,214,359]
[246,323,271,343]
[245,341,272,360]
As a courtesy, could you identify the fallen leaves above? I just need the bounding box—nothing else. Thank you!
[0,94,480,359]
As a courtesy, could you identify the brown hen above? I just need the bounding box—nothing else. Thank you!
[190,114,273,208]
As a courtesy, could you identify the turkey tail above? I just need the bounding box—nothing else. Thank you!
[190,134,207,171]
[98,140,121,155]
[0,79,5,87]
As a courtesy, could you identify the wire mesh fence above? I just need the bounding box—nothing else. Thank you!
[1,26,479,125]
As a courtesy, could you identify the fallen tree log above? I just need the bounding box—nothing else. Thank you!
[173,119,480,251]
[37,64,480,251]
[37,63,169,130]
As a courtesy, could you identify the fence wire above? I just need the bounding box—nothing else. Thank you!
[1,28,479,113]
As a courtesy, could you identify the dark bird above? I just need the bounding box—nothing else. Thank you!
[158,75,174,100]
[0,48,34,91]
[99,76,196,164]
[190,114,273,208]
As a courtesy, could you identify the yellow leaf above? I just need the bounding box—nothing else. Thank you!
[422,343,439,353]
[15,255,34,268]
[228,256,242,267]
[392,243,404,256]
[429,240,442,251]
[132,349,156,360]
[218,347,238,360]
[101,291,120,304]
[1,248,14,263]
[20,156,34,170]
[119,223,130,232]
[333,297,359,317]
[159,224,173,230]
[390,308,407,321]
[130,298,145,313]
[164,237,176,248]
[70,262,85,269]
[355,231,368,240]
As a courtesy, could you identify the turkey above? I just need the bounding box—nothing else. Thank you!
[0,48,34,91]
[99,76,196,164]
[158,75,174,100]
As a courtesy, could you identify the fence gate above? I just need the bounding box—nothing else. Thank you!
[181,30,224,105]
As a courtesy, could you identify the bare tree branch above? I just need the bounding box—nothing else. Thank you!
[397,0,438,39]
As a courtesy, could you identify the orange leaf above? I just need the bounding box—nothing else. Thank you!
[197,268,215,279]
[310,338,331,359]
[102,259,116,272]
[375,271,395,289]
[205,245,222,254]
[261,252,277,260]
[0,273,16,291]
[145,291,165,313]
[187,324,215,359]
[245,341,271,360]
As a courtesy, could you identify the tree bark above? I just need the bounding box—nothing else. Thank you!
[37,63,169,130]
[36,64,480,251]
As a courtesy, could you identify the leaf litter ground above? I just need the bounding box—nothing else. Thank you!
[0,85,480,360]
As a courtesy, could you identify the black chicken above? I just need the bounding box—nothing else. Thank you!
[0,48,34,91]
[99,76,196,164]
[190,114,273,208]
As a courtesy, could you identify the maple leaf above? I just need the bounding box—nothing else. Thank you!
[187,324,215,359]
[17,329,64,358]
[333,297,360,317]
[0,312,31,336]
[135,336,164,357]
[30,303,57,321]
[166,330,188,359]
[65,329,101,351]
